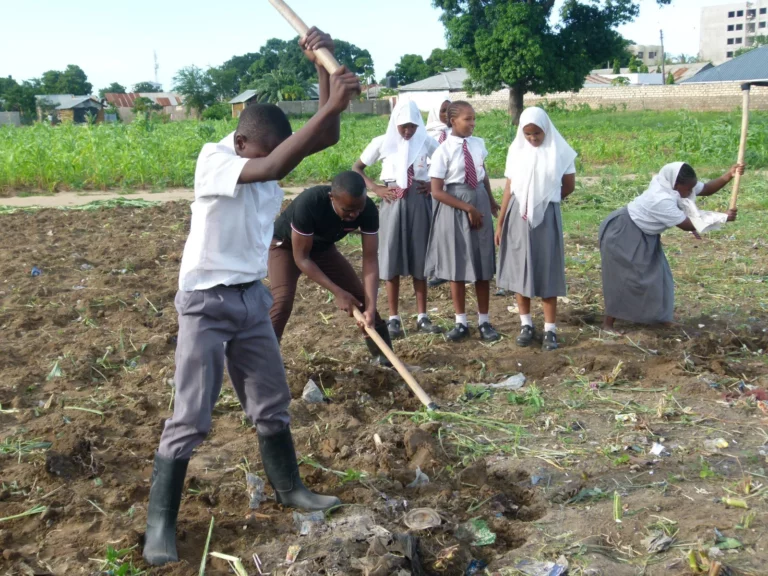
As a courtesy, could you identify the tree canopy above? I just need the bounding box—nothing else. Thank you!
[172,66,215,114]
[386,48,464,85]
[99,82,126,98]
[432,0,647,122]
[132,81,161,93]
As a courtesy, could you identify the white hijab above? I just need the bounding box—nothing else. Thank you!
[505,107,577,228]
[381,100,427,189]
[426,99,450,135]
[645,162,685,198]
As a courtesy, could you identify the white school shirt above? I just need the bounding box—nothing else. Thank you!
[426,126,451,142]
[178,132,284,291]
[428,135,488,184]
[360,135,438,182]
[627,181,704,235]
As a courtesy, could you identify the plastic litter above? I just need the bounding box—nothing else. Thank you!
[246,473,266,509]
[455,518,496,546]
[407,467,430,488]
[485,373,526,390]
[465,559,488,575]
[403,508,441,530]
[302,379,325,404]
[704,438,729,452]
[31,266,42,277]
[650,443,665,456]
[285,544,301,564]
[292,510,325,536]
[514,556,569,576]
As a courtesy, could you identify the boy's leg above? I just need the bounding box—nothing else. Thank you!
[267,241,302,341]
[312,246,392,362]
[146,289,230,566]
[227,282,340,511]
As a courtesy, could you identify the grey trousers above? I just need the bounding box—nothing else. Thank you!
[158,282,291,460]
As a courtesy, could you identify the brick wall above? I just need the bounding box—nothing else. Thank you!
[453,82,768,113]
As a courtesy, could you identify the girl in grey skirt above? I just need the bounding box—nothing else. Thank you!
[496,107,577,351]
[353,100,443,338]
[427,101,501,343]
[600,162,741,330]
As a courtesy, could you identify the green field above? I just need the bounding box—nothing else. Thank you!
[1,108,767,192]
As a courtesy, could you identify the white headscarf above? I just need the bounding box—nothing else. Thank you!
[426,99,450,135]
[645,162,685,198]
[380,100,427,189]
[505,107,577,228]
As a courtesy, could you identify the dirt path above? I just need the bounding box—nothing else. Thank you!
[0,180,511,208]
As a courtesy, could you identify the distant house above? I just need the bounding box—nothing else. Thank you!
[229,83,322,118]
[229,90,258,118]
[682,46,768,83]
[592,62,713,84]
[35,94,103,124]
[397,69,469,110]
[103,92,191,122]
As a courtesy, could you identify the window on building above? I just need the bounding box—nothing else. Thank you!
[736,23,743,30]
[747,9,756,17]
[728,11,735,17]
[728,24,734,31]
[636,51,644,58]
[761,8,767,15]
[737,10,744,16]
[736,37,743,43]
[648,51,656,59]
[727,51,734,57]
[728,38,735,44]
[760,21,767,28]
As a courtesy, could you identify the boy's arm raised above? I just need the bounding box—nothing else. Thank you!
[238,66,359,184]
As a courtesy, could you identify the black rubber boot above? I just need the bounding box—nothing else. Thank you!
[142,453,189,566]
[365,324,393,367]
[259,428,341,511]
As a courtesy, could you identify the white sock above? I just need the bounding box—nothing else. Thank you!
[417,313,428,322]
[455,313,468,326]
[389,315,401,322]
[545,323,557,334]
[478,313,490,325]
[520,314,533,327]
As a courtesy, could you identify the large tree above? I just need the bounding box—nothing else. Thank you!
[254,70,309,103]
[433,0,656,123]
[99,82,126,98]
[132,81,160,93]
[426,48,463,74]
[172,66,215,114]
[1,79,39,118]
[390,54,432,85]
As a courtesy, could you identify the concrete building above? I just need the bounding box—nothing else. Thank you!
[628,45,663,67]
[700,1,768,64]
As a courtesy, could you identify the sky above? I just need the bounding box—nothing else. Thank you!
[0,0,724,94]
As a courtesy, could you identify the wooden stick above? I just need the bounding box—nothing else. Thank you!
[352,308,438,410]
[267,0,340,75]
[729,87,750,211]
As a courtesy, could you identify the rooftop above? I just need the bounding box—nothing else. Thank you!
[683,46,768,83]
[398,69,468,92]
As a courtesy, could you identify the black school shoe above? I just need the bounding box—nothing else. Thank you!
[387,318,404,339]
[417,316,444,334]
[365,324,394,367]
[542,331,559,351]
[478,322,500,342]
[516,325,535,347]
[446,323,470,342]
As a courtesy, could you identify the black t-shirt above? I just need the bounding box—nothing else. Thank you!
[273,185,379,251]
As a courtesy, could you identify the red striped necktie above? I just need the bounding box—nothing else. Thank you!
[463,140,478,189]
[438,131,447,144]
[392,164,415,200]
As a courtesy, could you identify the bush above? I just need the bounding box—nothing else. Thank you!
[202,102,231,121]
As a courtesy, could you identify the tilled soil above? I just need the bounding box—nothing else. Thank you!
[1,202,767,576]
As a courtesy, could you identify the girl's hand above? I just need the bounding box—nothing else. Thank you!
[416,181,430,195]
[467,206,483,229]
[375,185,396,203]
[727,163,746,180]
[494,226,502,247]
[727,208,737,222]
[490,199,500,218]
[691,230,702,240]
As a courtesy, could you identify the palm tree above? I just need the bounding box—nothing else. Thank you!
[254,71,308,104]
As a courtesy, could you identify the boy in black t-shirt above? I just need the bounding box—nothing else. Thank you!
[268,171,392,363]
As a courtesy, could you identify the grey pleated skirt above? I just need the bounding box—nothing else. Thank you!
[424,183,495,283]
[378,182,432,281]
[496,196,566,299]
[598,207,674,324]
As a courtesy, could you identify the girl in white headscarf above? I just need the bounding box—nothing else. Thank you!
[496,107,577,351]
[353,100,443,338]
[599,162,741,330]
[426,99,452,143]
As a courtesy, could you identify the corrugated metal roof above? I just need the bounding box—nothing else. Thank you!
[683,46,768,83]
[584,74,612,86]
[35,94,100,110]
[229,90,258,104]
[398,69,468,92]
[104,92,184,107]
